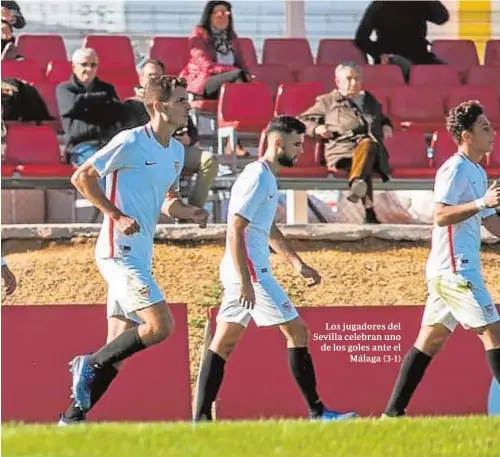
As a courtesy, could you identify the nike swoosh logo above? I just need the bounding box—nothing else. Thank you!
[145,161,157,166]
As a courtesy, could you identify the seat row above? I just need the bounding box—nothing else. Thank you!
[3,124,498,180]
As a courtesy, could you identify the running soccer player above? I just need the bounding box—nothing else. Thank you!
[59,76,209,425]
[383,101,500,418]
[194,116,356,422]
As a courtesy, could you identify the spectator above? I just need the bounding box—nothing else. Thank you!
[299,62,392,224]
[123,59,217,211]
[180,0,251,156]
[355,1,449,82]
[56,48,124,168]
[1,1,25,29]
[1,20,17,59]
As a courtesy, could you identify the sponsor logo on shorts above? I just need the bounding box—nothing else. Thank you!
[281,301,292,312]
[484,305,495,318]
[138,285,151,298]
[261,268,268,273]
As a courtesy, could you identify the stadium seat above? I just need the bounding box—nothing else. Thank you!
[385,130,433,178]
[466,67,500,95]
[1,164,17,178]
[149,36,189,75]
[83,35,135,69]
[445,86,500,127]
[1,60,45,84]
[389,86,446,131]
[217,82,274,154]
[316,39,367,65]
[486,135,500,178]
[249,64,294,96]
[97,66,139,87]
[34,83,62,132]
[274,82,325,117]
[4,125,73,177]
[484,40,500,66]
[238,37,259,67]
[298,64,334,90]
[409,65,462,87]
[364,87,389,115]
[361,65,405,89]
[262,38,313,77]
[114,85,136,101]
[45,60,72,83]
[431,40,479,73]
[15,34,67,69]
[257,133,327,178]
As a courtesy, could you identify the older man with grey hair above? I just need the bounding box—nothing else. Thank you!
[56,47,125,168]
[299,61,393,224]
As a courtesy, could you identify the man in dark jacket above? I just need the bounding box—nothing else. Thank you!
[123,59,217,210]
[299,62,393,224]
[56,48,124,168]
[355,1,449,81]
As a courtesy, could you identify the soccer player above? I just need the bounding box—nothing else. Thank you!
[1,257,17,296]
[383,101,500,418]
[194,116,356,422]
[59,76,209,425]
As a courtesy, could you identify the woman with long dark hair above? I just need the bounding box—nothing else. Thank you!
[180,0,251,100]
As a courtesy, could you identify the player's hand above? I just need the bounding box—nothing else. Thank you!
[239,280,256,309]
[114,214,140,236]
[2,265,17,296]
[485,180,500,208]
[191,208,209,228]
[298,263,322,287]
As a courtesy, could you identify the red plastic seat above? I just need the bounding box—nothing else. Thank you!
[274,82,326,117]
[83,35,135,69]
[409,65,462,87]
[485,135,500,178]
[34,83,62,132]
[4,125,73,177]
[97,66,138,87]
[445,86,500,126]
[466,67,500,95]
[316,39,367,65]
[262,38,313,77]
[385,130,433,178]
[249,64,294,97]
[298,64,334,90]
[114,85,136,101]
[431,130,458,168]
[431,40,479,72]
[15,34,67,69]
[1,164,17,177]
[218,82,273,132]
[1,60,45,84]
[258,133,327,178]
[361,65,405,88]
[46,60,72,83]
[238,38,258,67]
[389,86,445,130]
[484,40,500,66]
[149,36,189,75]
[364,87,389,115]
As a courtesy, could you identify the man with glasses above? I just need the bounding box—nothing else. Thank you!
[56,48,125,169]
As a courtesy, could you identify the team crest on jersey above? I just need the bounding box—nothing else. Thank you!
[174,161,181,175]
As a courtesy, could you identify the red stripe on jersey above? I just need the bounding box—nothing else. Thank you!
[108,171,118,258]
[242,235,257,282]
[447,225,457,273]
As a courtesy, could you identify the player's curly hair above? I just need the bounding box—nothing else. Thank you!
[446,100,484,144]
[143,75,187,116]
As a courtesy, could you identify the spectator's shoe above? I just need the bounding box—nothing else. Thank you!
[57,414,86,426]
[69,355,96,411]
[347,178,368,203]
[365,207,380,224]
[311,409,357,421]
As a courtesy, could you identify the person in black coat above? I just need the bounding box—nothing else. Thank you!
[56,48,124,167]
[355,1,449,81]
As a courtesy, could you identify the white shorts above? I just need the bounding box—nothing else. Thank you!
[217,276,299,328]
[97,258,164,324]
[422,270,499,332]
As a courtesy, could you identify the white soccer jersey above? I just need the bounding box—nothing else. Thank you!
[426,153,496,279]
[220,160,278,284]
[89,124,184,265]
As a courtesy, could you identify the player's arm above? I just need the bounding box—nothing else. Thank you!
[228,214,253,285]
[161,189,208,228]
[434,180,500,227]
[70,133,139,235]
[269,223,321,287]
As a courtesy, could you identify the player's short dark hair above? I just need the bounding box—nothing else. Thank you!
[266,116,306,136]
[138,58,165,73]
[143,75,187,116]
[446,100,484,144]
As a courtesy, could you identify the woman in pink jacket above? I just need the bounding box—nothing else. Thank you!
[181,1,251,100]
